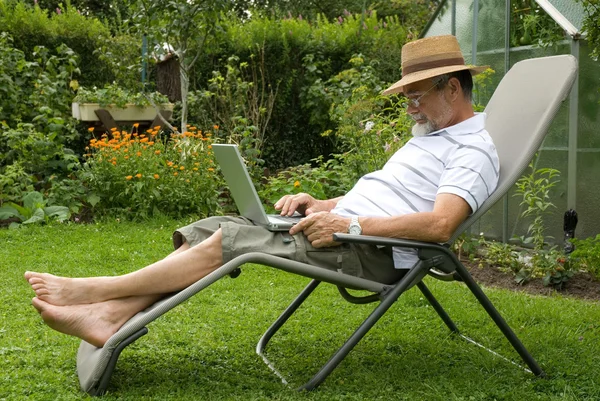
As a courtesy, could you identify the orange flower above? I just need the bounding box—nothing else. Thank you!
[148,141,155,146]
[110,127,118,132]
[213,125,219,130]
[207,145,212,149]
[155,150,161,155]
[140,138,149,143]
[179,166,185,171]
[167,161,174,166]
[136,151,142,157]
[133,123,139,128]
[112,161,117,166]
[87,127,95,132]
[173,172,178,176]
[154,174,159,179]
[126,175,133,180]
[135,173,142,178]
[124,155,129,159]
[208,168,215,172]
[193,167,198,171]
[294,180,300,188]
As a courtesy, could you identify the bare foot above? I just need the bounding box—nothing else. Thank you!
[25,271,115,306]
[31,297,122,348]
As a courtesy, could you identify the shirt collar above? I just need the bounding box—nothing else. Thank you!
[428,112,486,136]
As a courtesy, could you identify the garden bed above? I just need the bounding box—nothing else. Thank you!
[464,258,600,301]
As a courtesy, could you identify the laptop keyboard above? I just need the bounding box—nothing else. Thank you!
[269,214,303,223]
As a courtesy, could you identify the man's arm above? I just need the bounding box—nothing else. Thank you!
[274,193,343,216]
[290,193,471,248]
[360,193,471,243]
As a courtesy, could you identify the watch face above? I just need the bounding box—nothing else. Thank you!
[349,224,361,235]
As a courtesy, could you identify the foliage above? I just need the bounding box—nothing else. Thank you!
[571,234,600,279]
[189,11,410,168]
[509,162,574,287]
[259,156,353,211]
[578,0,600,61]
[188,52,277,170]
[73,83,170,108]
[0,191,70,228]
[1,124,81,180]
[0,0,117,86]
[514,163,560,250]
[129,0,227,133]
[82,125,222,219]
[510,0,565,48]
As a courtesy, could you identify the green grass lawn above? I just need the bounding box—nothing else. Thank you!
[1,218,600,400]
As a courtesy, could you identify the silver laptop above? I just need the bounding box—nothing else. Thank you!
[212,144,303,231]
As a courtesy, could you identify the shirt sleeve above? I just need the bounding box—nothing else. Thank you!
[437,142,499,214]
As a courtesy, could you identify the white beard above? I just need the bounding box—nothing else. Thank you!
[410,97,453,137]
[411,120,435,137]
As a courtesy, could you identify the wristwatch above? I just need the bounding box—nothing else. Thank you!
[348,216,362,235]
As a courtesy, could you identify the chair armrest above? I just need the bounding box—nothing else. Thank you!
[333,233,459,275]
[333,233,448,252]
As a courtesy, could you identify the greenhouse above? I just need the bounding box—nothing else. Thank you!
[423,0,600,243]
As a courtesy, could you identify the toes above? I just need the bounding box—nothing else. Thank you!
[31,297,47,313]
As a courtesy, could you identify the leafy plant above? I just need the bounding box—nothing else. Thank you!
[82,124,222,219]
[73,83,170,108]
[511,162,572,287]
[259,155,353,211]
[0,191,70,228]
[570,234,600,279]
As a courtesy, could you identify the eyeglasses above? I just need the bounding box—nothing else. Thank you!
[404,82,438,108]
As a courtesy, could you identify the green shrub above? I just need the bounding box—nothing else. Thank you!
[73,83,170,108]
[188,12,409,168]
[82,125,222,219]
[571,234,600,279]
[0,190,70,228]
[0,1,117,86]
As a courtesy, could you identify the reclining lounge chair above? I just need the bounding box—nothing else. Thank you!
[76,54,578,395]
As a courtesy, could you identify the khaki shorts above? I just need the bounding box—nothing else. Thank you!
[173,216,405,284]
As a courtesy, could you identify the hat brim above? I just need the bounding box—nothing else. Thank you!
[382,64,489,96]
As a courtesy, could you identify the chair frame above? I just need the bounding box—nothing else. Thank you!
[76,54,578,396]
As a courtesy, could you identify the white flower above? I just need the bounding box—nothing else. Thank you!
[364,121,374,132]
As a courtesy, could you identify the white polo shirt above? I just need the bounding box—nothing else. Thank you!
[331,113,499,269]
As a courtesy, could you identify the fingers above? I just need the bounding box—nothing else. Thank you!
[274,193,312,216]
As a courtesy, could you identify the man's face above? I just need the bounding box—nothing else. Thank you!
[403,79,454,137]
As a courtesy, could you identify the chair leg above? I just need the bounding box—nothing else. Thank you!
[257,279,321,357]
[454,263,545,377]
[298,262,429,391]
[417,282,459,333]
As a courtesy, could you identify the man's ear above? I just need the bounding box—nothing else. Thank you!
[447,77,462,102]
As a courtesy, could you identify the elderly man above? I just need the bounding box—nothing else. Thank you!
[25,35,499,348]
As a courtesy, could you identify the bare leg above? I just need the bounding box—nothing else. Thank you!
[25,230,222,306]
[31,295,160,347]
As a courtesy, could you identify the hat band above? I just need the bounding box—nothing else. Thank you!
[402,57,466,76]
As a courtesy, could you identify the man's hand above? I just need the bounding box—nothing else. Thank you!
[289,212,350,248]
[274,193,336,216]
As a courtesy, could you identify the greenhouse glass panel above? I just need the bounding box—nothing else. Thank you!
[424,1,453,38]
[542,0,585,32]
[575,41,600,239]
[455,0,474,63]
[577,42,600,149]
[477,0,506,52]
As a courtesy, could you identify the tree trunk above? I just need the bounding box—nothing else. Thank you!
[156,56,182,103]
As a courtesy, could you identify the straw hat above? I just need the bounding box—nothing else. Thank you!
[382,35,488,95]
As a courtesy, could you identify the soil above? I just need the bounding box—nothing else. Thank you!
[463,259,600,302]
